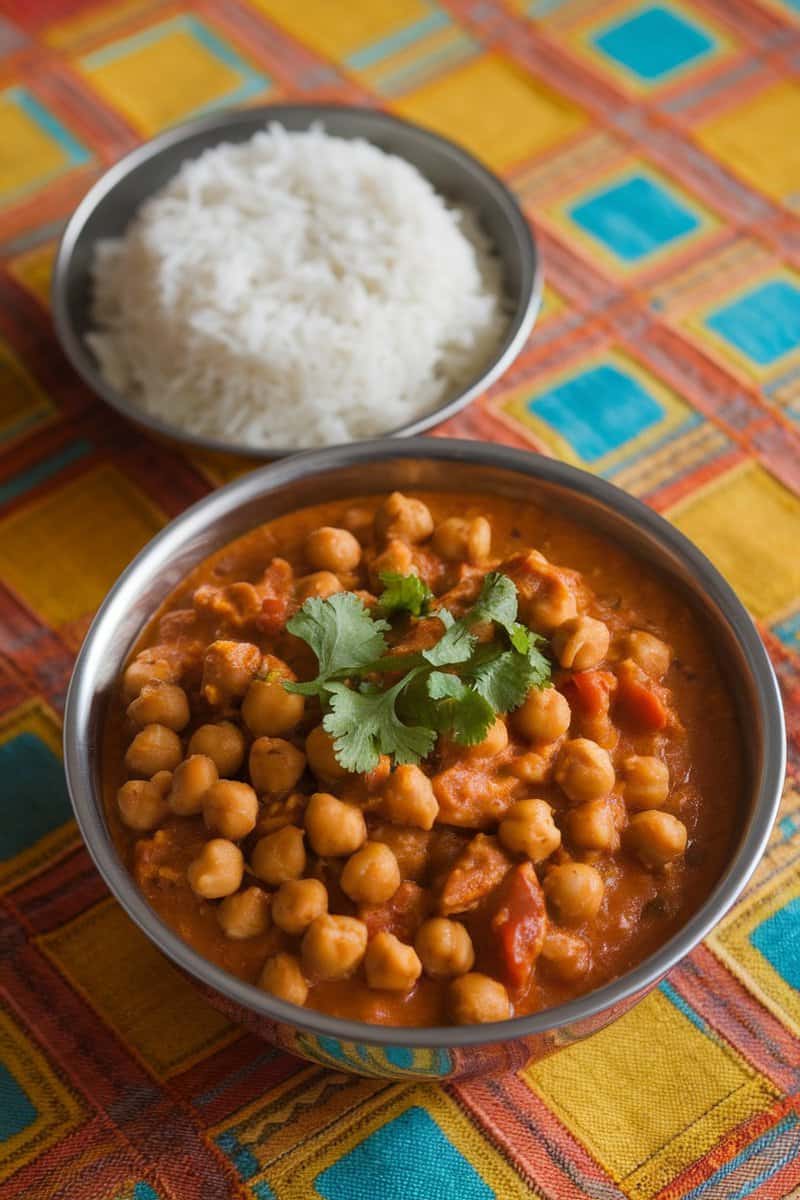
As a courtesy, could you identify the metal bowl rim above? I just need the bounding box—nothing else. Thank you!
[51,103,541,460]
[63,436,785,1048]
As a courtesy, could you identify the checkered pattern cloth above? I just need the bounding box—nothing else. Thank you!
[1,1,799,1198]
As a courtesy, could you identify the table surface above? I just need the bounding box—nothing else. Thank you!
[1,1,799,1198]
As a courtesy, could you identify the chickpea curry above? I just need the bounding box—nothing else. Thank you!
[105,491,741,1027]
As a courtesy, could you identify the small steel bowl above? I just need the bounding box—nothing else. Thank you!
[52,104,540,459]
[63,439,785,1080]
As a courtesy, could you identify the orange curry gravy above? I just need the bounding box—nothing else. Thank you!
[104,491,741,1027]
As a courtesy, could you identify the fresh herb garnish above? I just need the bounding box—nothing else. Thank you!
[283,572,551,771]
[376,571,433,618]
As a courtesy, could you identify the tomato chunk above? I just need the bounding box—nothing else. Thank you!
[561,669,616,718]
[490,862,546,992]
[615,660,668,732]
[360,881,429,943]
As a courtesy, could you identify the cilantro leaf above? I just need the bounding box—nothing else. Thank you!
[323,675,436,772]
[284,593,389,696]
[427,671,495,745]
[467,641,552,713]
[422,621,477,666]
[471,571,519,630]
[377,571,433,618]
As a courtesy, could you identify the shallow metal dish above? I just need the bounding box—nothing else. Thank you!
[63,439,785,1079]
[52,104,540,458]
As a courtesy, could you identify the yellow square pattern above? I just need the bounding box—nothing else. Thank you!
[0,464,164,627]
[212,1075,538,1199]
[0,339,55,442]
[393,53,588,170]
[39,898,235,1077]
[695,81,800,206]
[666,462,800,620]
[528,987,777,1198]
[78,20,266,137]
[7,242,57,308]
[251,0,431,61]
[0,95,67,198]
[495,348,694,475]
[708,860,800,1039]
[0,1008,85,1178]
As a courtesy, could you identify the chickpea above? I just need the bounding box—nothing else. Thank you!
[306,725,349,782]
[301,914,368,981]
[122,656,178,703]
[464,717,508,760]
[432,516,491,564]
[249,737,306,794]
[627,630,671,680]
[259,953,308,1006]
[217,887,271,939]
[626,811,687,868]
[342,505,374,543]
[125,723,183,778]
[555,738,615,805]
[251,825,306,886]
[305,526,362,573]
[365,931,422,992]
[271,878,328,935]
[242,677,304,738]
[117,779,170,831]
[552,617,610,671]
[565,800,618,852]
[499,799,561,863]
[305,792,366,857]
[169,754,219,815]
[341,842,401,904]
[540,928,590,982]
[203,780,259,840]
[543,863,604,923]
[415,918,475,979]
[623,756,670,811]
[369,539,414,587]
[188,722,245,777]
[523,577,577,633]
[127,682,189,732]
[507,748,557,784]
[514,686,571,743]
[381,765,438,830]
[374,492,433,544]
[449,973,511,1024]
[201,640,261,707]
[295,572,343,602]
[151,769,173,795]
[187,839,244,899]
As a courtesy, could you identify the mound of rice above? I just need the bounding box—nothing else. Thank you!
[87,124,508,449]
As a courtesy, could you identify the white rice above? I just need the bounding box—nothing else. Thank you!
[87,124,509,449]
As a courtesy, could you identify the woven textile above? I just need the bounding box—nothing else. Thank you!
[1,1,799,1197]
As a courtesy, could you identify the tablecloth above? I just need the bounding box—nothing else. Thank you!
[1,1,799,1197]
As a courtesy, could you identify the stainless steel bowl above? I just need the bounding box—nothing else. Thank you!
[52,105,540,459]
[63,439,785,1079]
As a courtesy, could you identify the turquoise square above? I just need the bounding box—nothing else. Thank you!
[316,1107,492,1200]
[0,731,71,860]
[706,281,800,366]
[0,1061,37,1140]
[751,897,800,989]
[594,5,714,81]
[570,174,700,263]
[530,363,664,462]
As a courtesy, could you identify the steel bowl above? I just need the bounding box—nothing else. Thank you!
[63,439,785,1080]
[51,104,540,459]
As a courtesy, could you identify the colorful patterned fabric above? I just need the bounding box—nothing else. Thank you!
[1,0,799,1196]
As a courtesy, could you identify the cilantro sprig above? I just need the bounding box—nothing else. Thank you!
[283,572,551,772]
